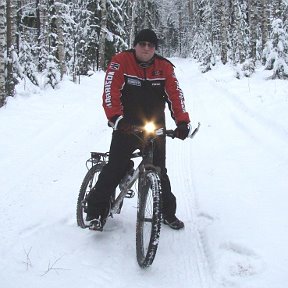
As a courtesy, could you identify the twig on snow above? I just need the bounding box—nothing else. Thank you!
[23,247,33,270]
[41,255,70,276]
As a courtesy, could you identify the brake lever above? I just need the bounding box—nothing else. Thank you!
[155,128,165,136]
[189,122,201,138]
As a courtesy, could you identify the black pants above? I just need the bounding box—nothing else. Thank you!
[87,130,177,218]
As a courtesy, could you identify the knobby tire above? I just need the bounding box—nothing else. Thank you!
[76,163,105,228]
[136,170,162,268]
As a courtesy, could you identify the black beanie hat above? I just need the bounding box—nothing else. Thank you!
[133,29,158,49]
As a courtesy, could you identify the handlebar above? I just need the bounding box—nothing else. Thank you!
[189,122,201,138]
[137,122,200,139]
[110,117,200,140]
[165,122,200,139]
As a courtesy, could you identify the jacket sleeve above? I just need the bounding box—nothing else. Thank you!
[102,55,125,122]
[164,64,190,124]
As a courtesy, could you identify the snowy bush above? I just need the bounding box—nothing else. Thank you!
[240,59,255,78]
[43,55,60,89]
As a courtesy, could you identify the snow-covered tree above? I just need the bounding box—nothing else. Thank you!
[260,0,269,56]
[264,18,288,79]
[106,0,128,57]
[6,0,17,97]
[0,0,5,107]
[54,0,66,79]
[1,0,288,96]
[98,0,107,70]
[125,0,137,48]
[18,41,39,86]
[230,0,249,64]
[43,54,60,88]
[134,0,160,32]
[220,0,229,64]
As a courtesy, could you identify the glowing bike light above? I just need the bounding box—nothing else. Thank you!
[144,122,156,134]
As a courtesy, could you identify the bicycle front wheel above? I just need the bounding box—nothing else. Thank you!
[76,163,105,228]
[136,170,162,268]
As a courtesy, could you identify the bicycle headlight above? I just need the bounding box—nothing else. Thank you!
[144,122,156,134]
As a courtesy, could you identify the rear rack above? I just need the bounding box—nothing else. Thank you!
[90,152,109,161]
[85,152,109,169]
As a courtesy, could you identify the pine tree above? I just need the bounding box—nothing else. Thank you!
[157,0,178,56]
[265,18,288,79]
[106,0,128,57]
[70,0,101,74]
[18,41,39,86]
[2,0,287,88]
[43,54,60,88]
[189,0,216,71]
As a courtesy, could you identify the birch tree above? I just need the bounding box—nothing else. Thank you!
[187,0,194,25]
[249,0,258,65]
[6,0,16,97]
[0,0,5,107]
[55,0,66,79]
[220,0,228,64]
[1,0,288,90]
[36,0,43,71]
[98,0,107,70]
[127,0,137,48]
[260,0,269,54]
[233,0,249,64]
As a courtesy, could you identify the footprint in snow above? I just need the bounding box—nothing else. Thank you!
[215,242,265,285]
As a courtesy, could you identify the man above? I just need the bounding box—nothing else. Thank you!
[86,29,191,231]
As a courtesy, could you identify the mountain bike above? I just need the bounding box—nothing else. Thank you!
[76,122,200,268]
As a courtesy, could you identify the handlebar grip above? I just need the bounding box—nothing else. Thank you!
[165,130,175,138]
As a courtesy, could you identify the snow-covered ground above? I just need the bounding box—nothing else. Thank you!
[0,58,287,288]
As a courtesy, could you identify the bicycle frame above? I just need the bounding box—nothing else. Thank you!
[86,123,201,215]
[110,132,160,214]
[77,122,200,267]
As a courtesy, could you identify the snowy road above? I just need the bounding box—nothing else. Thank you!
[1,59,287,288]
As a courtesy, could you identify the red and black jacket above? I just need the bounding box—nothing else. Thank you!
[102,49,190,127]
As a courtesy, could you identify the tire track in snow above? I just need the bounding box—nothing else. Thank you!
[202,74,288,147]
[165,137,214,288]
[191,72,288,169]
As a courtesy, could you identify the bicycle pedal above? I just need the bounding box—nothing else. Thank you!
[125,190,135,198]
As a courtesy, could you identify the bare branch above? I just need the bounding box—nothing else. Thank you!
[41,255,70,276]
[22,247,33,270]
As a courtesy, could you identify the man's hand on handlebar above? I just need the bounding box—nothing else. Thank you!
[173,122,191,140]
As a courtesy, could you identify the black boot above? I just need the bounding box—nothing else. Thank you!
[163,215,184,230]
[86,204,110,231]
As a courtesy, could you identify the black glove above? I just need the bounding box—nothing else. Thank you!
[174,122,190,140]
[116,117,133,133]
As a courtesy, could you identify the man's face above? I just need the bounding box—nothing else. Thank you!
[134,41,156,62]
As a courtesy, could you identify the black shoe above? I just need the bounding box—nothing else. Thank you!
[86,205,110,231]
[163,215,184,230]
[88,216,107,232]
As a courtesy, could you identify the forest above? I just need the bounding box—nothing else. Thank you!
[0,0,288,107]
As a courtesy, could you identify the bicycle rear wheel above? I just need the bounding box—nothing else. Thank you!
[136,170,162,268]
[76,163,105,228]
